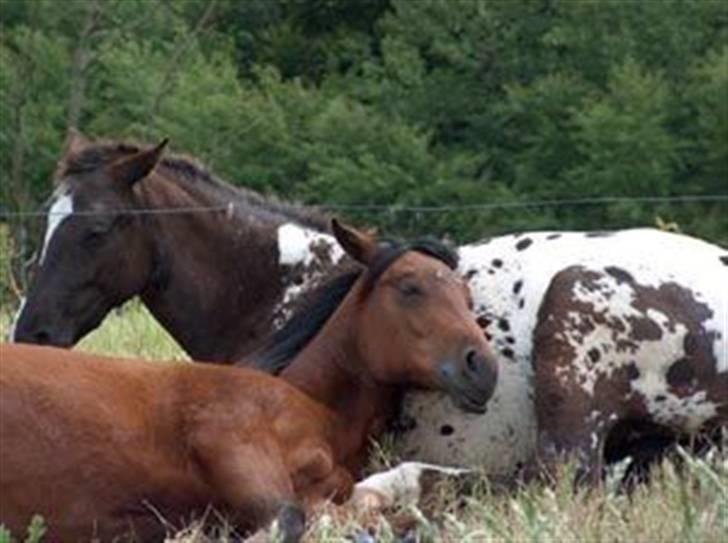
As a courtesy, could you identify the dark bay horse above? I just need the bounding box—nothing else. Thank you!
[0,221,498,541]
[11,132,342,361]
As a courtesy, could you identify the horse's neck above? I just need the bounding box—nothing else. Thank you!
[280,304,398,468]
[134,176,292,362]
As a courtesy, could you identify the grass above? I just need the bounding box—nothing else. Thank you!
[1,302,726,542]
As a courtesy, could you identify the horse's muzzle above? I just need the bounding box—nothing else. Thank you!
[438,348,498,414]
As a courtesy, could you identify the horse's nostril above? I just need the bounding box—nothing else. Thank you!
[465,348,480,374]
[34,330,51,344]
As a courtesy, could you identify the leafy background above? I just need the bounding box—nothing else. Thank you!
[1,0,726,296]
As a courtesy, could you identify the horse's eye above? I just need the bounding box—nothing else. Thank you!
[82,229,106,249]
[399,281,423,298]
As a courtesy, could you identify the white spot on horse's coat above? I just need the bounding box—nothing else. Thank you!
[277,223,311,266]
[39,190,73,265]
[351,462,468,508]
[8,297,26,341]
[275,223,345,325]
[277,223,343,267]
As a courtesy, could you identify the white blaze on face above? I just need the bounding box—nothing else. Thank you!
[39,190,74,265]
[8,297,27,341]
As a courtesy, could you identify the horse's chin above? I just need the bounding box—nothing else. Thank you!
[449,392,490,414]
[436,371,494,414]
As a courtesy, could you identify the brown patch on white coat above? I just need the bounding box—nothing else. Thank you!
[533,265,727,484]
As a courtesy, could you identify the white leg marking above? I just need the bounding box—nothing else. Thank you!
[351,462,470,509]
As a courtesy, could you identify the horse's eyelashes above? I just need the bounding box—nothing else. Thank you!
[398,281,424,299]
[82,231,105,249]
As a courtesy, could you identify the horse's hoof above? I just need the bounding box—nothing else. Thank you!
[277,502,306,543]
[349,529,377,543]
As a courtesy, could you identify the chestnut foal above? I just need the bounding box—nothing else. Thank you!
[0,220,497,542]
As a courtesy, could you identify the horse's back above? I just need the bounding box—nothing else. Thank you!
[0,344,197,540]
[0,343,169,429]
[0,344,336,539]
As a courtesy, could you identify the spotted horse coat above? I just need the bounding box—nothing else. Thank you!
[391,229,727,481]
[533,257,727,482]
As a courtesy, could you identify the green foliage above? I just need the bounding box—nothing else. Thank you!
[1,0,726,254]
[0,515,46,543]
[24,517,45,543]
[0,223,16,306]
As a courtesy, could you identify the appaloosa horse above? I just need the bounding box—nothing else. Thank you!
[11,133,727,481]
[394,230,727,481]
[0,221,498,541]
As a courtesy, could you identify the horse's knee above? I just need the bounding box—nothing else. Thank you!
[301,465,354,506]
[291,444,334,489]
[536,426,606,487]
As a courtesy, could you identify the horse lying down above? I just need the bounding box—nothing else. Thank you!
[0,221,498,542]
[396,229,727,483]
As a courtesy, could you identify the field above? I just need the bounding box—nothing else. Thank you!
[1,302,726,542]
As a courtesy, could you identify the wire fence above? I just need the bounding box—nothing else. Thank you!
[1,193,727,219]
[1,192,727,304]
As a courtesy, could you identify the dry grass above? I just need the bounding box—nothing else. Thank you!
[1,303,726,542]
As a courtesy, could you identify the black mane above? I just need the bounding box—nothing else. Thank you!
[60,140,329,231]
[252,237,459,375]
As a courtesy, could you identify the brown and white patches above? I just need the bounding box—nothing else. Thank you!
[391,229,725,482]
[350,462,471,511]
[275,224,346,324]
[533,264,727,479]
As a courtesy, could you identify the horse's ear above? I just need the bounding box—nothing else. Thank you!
[331,219,378,266]
[63,128,91,156]
[54,129,92,182]
[108,138,168,187]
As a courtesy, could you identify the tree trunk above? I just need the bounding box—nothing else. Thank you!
[66,0,100,132]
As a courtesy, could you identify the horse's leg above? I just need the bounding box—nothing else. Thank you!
[194,437,305,542]
[301,465,355,506]
[350,462,472,510]
[288,442,355,507]
[534,379,612,485]
[537,424,608,486]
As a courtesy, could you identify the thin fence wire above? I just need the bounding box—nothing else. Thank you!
[1,193,727,219]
